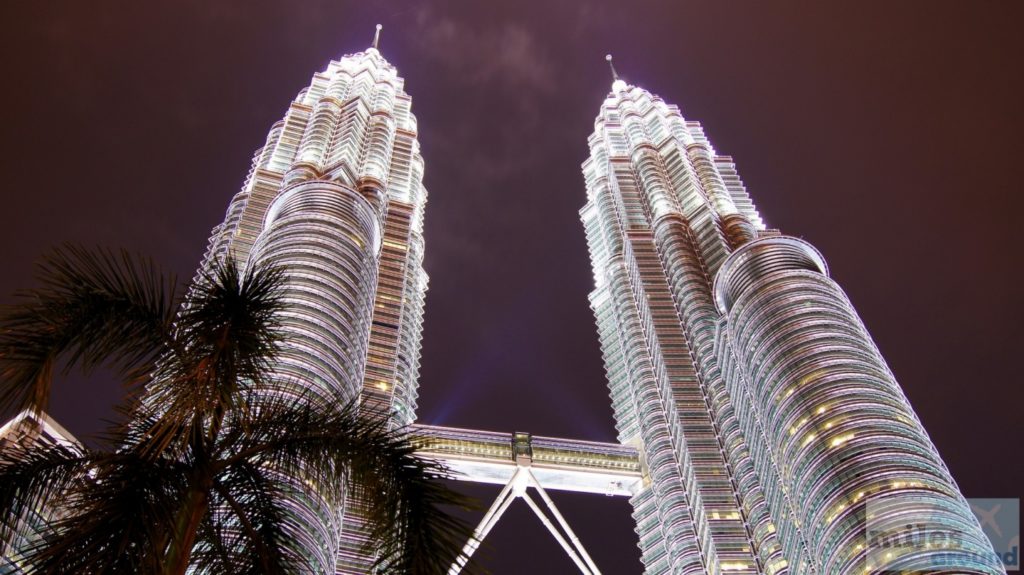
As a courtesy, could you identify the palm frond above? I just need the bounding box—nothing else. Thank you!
[140,258,284,450]
[368,443,481,575]
[124,257,285,461]
[0,245,179,415]
[218,394,480,575]
[194,461,301,574]
[115,395,196,461]
[0,440,90,555]
[193,511,241,575]
[20,451,187,574]
[176,256,284,392]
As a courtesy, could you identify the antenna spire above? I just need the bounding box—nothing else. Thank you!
[606,54,619,82]
[372,24,382,50]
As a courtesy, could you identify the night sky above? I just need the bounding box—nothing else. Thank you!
[1,1,1022,573]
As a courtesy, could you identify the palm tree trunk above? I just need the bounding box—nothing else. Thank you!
[165,405,225,575]
[164,478,211,575]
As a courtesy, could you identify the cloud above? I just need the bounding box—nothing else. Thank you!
[408,5,574,187]
[411,7,556,93]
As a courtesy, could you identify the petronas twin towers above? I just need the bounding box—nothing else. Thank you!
[197,29,1002,575]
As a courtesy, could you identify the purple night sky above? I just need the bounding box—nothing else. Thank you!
[1,1,1021,572]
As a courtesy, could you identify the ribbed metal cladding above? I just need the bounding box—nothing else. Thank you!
[251,180,381,406]
[714,236,828,315]
[582,80,768,575]
[651,216,789,574]
[245,180,380,573]
[189,43,430,573]
[714,236,1001,574]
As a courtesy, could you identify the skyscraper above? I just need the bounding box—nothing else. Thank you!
[198,27,429,573]
[578,58,1003,574]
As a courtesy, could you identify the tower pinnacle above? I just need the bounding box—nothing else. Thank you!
[372,24,382,50]
[605,54,619,81]
[606,54,627,92]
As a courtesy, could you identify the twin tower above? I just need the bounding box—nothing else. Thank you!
[201,32,1003,575]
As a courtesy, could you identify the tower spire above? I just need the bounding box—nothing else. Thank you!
[605,54,619,82]
[372,24,382,50]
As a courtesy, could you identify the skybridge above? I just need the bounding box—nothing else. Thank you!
[410,425,645,575]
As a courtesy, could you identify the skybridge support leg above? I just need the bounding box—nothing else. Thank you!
[525,469,602,575]
[521,490,593,574]
[447,474,517,575]
[446,466,603,575]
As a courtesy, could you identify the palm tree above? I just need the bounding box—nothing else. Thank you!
[0,245,476,574]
